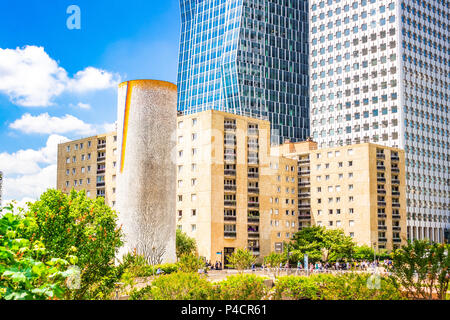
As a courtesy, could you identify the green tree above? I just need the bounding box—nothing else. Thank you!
[263,252,286,278]
[227,249,256,273]
[353,245,375,261]
[176,229,197,258]
[25,189,124,299]
[0,204,75,300]
[290,226,355,263]
[391,240,449,300]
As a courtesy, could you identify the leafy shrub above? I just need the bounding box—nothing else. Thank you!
[214,274,268,300]
[226,249,256,272]
[273,273,405,300]
[25,190,123,299]
[0,206,74,300]
[177,254,205,273]
[118,252,178,278]
[149,272,213,300]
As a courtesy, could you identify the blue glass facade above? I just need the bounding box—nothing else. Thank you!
[177,0,310,143]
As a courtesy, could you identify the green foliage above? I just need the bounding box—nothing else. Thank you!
[176,229,197,258]
[273,273,404,300]
[264,252,286,267]
[0,205,73,300]
[391,240,449,300]
[290,226,355,263]
[214,274,268,300]
[226,248,256,272]
[25,189,124,299]
[353,245,375,261]
[149,272,213,300]
[177,253,205,273]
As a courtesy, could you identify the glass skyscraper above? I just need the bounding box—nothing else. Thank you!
[177,0,310,143]
[309,0,449,243]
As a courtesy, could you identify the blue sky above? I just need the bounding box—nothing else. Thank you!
[0,0,180,202]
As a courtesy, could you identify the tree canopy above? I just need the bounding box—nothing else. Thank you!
[289,226,355,263]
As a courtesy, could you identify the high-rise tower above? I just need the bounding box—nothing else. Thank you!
[177,0,310,144]
[309,0,449,242]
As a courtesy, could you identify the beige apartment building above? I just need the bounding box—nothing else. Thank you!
[176,110,299,264]
[277,141,407,251]
[56,132,118,208]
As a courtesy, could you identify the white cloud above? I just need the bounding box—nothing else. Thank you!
[0,46,121,107]
[10,113,97,136]
[0,135,69,203]
[9,113,116,138]
[74,102,91,110]
[68,67,120,93]
[0,134,68,176]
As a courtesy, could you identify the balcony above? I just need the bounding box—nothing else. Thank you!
[247,232,260,238]
[97,157,106,162]
[392,203,401,208]
[393,226,401,231]
[392,179,400,185]
[377,177,386,183]
[377,189,386,194]
[248,158,259,165]
[392,191,400,196]
[299,181,310,187]
[224,124,236,131]
[224,216,236,222]
[378,225,387,231]
[299,170,311,175]
[377,165,386,171]
[224,185,236,192]
[224,170,236,176]
[96,182,105,187]
[298,158,310,164]
[392,214,401,219]
[298,204,311,209]
[224,231,237,238]
[248,247,260,254]
[391,156,400,162]
[224,200,236,207]
[97,144,106,150]
[248,187,259,194]
[378,213,387,218]
[248,128,258,136]
[224,140,236,147]
[97,169,105,174]
[378,238,387,242]
[298,193,311,199]
[376,153,385,159]
[298,214,311,220]
[377,201,386,206]
[248,216,260,223]
[248,202,259,208]
[248,172,259,179]
[224,155,236,162]
[393,238,402,243]
[391,167,400,173]
[248,143,259,150]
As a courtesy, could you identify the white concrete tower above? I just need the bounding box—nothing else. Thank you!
[116,80,178,264]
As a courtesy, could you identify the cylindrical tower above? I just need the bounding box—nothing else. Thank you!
[116,80,177,264]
